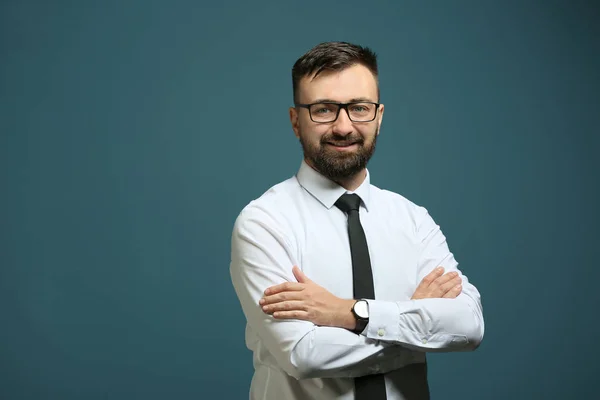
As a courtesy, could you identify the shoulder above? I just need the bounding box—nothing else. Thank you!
[369,184,432,229]
[371,183,426,214]
[233,176,302,233]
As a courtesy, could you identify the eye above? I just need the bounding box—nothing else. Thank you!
[349,104,371,113]
[311,103,337,114]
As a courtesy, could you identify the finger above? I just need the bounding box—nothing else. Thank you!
[443,274,462,291]
[292,266,312,284]
[260,292,304,306]
[262,300,307,314]
[442,284,462,298]
[433,272,459,290]
[272,310,310,320]
[435,275,461,297]
[421,266,444,286]
[264,282,305,296]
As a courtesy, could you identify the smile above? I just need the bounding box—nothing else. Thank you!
[326,142,359,148]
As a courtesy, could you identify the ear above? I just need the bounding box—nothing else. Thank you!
[289,107,300,138]
[376,103,384,134]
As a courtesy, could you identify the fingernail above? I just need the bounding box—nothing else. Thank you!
[259,298,265,305]
[436,267,443,272]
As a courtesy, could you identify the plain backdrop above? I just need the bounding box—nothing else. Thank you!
[1,1,599,399]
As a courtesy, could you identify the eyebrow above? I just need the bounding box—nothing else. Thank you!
[310,97,377,104]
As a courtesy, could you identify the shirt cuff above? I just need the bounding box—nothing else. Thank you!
[364,299,402,341]
[364,298,472,349]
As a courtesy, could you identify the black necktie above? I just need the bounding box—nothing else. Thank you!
[335,193,387,400]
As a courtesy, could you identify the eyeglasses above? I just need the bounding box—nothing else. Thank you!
[295,102,380,123]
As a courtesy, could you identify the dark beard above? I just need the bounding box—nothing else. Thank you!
[299,129,378,182]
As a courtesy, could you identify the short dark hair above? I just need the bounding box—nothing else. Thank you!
[291,41,379,103]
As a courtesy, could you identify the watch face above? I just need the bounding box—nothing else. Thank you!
[354,300,368,319]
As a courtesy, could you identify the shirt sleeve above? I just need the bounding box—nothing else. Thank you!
[365,206,485,351]
[230,204,418,380]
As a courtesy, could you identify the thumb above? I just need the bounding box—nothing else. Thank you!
[292,266,311,283]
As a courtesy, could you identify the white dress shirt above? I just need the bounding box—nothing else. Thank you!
[230,160,484,400]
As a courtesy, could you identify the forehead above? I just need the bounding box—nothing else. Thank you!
[298,64,378,103]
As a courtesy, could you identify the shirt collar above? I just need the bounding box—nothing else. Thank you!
[296,160,372,211]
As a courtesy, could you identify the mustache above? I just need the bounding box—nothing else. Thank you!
[320,135,364,145]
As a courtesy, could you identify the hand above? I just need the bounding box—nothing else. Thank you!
[259,266,356,330]
[411,266,462,300]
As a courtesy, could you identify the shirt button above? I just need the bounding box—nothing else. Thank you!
[377,329,385,337]
[422,338,428,344]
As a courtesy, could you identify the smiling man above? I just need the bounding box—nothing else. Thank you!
[230,41,484,400]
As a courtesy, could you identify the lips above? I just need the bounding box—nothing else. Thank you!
[326,142,359,147]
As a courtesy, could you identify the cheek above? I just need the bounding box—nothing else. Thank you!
[357,125,378,140]
[299,123,329,142]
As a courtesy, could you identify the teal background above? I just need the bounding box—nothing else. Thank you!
[2,1,599,399]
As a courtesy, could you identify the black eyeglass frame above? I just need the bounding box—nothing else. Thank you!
[294,101,381,123]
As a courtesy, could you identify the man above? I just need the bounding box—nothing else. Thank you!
[230,41,484,400]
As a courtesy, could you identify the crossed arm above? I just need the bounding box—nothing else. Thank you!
[261,265,464,332]
[230,206,484,380]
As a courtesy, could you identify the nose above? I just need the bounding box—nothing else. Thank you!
[332,107,353,135]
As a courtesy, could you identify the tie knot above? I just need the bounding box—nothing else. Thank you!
[335,193,362,214]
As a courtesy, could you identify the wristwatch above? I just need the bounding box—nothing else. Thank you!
[351,299,369,333]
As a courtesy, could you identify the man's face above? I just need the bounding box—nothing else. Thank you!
[290,64,384,182]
